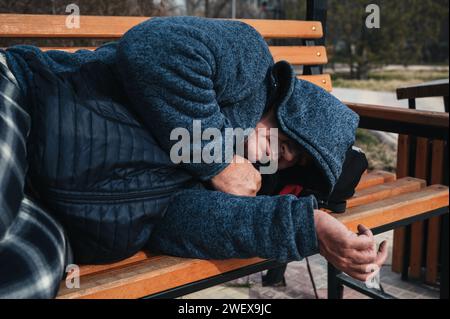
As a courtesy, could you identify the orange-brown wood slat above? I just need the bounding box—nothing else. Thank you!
[79,251,153,277]
[425,139,446,284]
[348,177,425,208]
[36,45,328,66]
[334,185,449,233]
[355,170,396,191]
[392,134,411,273]
[396,135,411,179]
[58,257,264,299]
[0,14,323,39]
[2,47,331,91]
[37,47,98,52]
[409,137,430,279]
[297,74,332,91]
[239,19,323,39]
[270,46,327,65]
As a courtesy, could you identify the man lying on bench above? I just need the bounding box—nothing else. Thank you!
[0,16,387,298]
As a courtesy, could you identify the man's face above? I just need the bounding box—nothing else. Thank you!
[244,109,311,171]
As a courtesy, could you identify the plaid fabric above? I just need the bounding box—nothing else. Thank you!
[0,51,69,299]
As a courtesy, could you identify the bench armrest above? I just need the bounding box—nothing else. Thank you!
[396,79,449,100]
[345,102,449,140]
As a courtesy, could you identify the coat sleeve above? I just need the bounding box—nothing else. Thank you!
[147,187,320,262]
[116,18,234,181]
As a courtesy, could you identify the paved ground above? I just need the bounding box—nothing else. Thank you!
[325,64,449,74]
[182,231,441,299]
[332,87,445,112]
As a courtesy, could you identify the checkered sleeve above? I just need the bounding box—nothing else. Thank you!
[0,51,69,299]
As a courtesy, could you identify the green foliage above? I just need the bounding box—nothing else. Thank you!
[0,0,179,16]
[355,129,397,172]
[332,68,449,92]
[327,0,449,79]
[283,0,306,20]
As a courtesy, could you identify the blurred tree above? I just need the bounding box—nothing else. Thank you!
[185,0,204,15]
[327,0,448,79]
[185,0,260,18]
[282,0,306,20]
[0,0,181,16]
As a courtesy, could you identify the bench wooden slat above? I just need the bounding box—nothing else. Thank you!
[355,170,396,190]
[58,256,264,299]
[409,137,430,279]
[271,46,327,65]
[3,45,333,91]
[79,251,153,277]
[35,45,328,66]
[35,47,99,52]
[391,134,411,273]
[335,185,449,232]
[348,177,425,208]
[0,14,323,39]
[425,139,446,284]
[240,19,323,39]
[297,74,332,91]
[24,47,333,92]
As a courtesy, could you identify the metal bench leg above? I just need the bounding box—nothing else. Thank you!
[327,263,344,299]
[441,213,449,299]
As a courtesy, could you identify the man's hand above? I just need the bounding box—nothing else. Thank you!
[210,155,262,197]
[314,209,388,282]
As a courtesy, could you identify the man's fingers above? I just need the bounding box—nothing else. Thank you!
[347,233,374,251]
[346,241,388,282]
[375,240,389,267]
[357,224,374,240]
[344,225,375,251]
[346,262,377,274]
[345,240,388,266]
[346,248,377,264]
[357,224,369,234]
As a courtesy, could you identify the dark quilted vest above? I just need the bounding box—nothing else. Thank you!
[26,59,193,263]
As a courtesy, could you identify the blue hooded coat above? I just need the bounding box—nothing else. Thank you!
[2,16,358,264]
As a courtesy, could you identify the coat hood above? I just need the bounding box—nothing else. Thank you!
[271,61,359,195]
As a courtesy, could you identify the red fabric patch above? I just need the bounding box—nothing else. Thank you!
[279,184,303,197]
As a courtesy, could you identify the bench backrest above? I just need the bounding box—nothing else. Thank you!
[0,14,332,91]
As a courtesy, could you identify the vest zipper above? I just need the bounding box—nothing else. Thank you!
[43,184,185,203]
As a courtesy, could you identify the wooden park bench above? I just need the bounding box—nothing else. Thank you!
[1,0,448,299]
[391,79,449,290]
